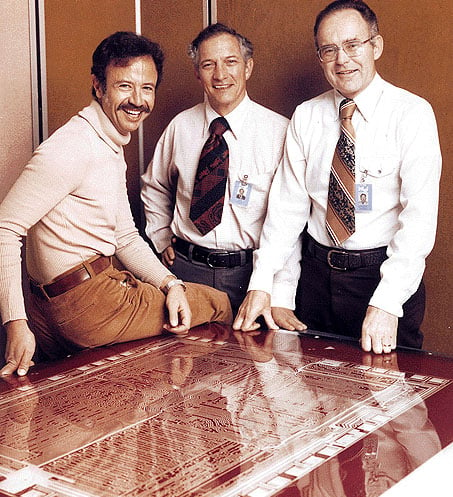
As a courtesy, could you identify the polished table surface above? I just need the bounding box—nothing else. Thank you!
[0,325,452,497]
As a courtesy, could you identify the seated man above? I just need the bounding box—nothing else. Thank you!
[0,31,232,376]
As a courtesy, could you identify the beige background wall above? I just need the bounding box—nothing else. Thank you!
[0,1,34,199]
[1,1,451,357]
[0,0,35,357]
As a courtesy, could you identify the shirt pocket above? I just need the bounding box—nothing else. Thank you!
[243,170,274,206]
[358,155,399,180]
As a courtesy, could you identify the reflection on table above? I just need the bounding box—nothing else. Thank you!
[0,324,451,497]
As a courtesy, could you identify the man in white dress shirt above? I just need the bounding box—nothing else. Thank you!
[233,0,441,354]
[141,23,303,325]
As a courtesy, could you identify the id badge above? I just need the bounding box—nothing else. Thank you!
[230,180,252,207]
[355,183,372,212]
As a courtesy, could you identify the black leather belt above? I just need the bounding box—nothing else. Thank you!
[174,237,253,268]
[305,234,387,271]
[30,256,112,300]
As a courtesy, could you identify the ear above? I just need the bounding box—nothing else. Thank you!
[91,74,104,100]
[372,35,384,61]
[245,58,254,80]
[194,65,202,82]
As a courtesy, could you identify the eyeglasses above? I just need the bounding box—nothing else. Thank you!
[317,37,374,62]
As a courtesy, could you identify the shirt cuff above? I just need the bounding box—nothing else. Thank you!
[247,265,274,296]
[369,283,404,317]
[270,281,296,309]
[151,229,174,254]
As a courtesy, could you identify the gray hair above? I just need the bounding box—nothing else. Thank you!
[188,23,253,66]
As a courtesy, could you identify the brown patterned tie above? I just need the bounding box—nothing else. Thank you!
[326,98,356,245]
[189,117,230,235]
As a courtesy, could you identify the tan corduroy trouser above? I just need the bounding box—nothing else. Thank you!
[28,264,232,360]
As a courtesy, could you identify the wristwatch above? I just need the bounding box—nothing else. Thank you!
[161,278,186,295]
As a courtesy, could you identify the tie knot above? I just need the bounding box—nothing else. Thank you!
[210,117,229,136]
[339,98,356,120]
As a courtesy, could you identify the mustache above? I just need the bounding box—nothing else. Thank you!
[119,103,151,114]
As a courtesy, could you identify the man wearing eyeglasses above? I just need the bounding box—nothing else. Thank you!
[234,0,441,355]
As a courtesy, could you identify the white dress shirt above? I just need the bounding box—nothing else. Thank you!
[142,94,299,308]
[248,74,442,317]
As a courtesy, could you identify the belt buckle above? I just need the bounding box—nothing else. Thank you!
[34,282,52,301]
[206,251,229,268]
[327,249,349,271]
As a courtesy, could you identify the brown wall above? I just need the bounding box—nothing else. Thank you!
[44,0,140,221]
[141,0,206,163]
[39,0,453,356]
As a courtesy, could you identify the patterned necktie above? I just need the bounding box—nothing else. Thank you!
[326,98,357,245]
[189,117,230,235]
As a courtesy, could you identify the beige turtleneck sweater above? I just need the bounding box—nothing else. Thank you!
[0,100,171,324]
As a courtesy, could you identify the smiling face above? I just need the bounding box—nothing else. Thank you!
[195,33,253,116]
[316,9,383,99]
[92,55,158,135]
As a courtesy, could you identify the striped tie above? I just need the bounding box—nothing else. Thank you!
[189,117,230,235]
[326,98,356,245]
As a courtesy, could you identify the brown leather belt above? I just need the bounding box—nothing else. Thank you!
[30,255,112,300]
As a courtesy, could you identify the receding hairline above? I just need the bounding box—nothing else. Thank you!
[197,32,246,57]
[314,7,379,47]
[188,26,254,67]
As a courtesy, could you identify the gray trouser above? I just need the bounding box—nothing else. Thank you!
[171,252,253,314]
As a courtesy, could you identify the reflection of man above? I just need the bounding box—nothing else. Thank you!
[296,402,441,497]
[0,32,231,377]
[141,23,302,326]
[234,0,441,354]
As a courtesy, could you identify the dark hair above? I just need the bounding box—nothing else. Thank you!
[188,23,253,66]
[91,31,164,97]
[314,0,379,47]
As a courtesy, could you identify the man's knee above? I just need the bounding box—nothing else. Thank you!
[185,282,233,325]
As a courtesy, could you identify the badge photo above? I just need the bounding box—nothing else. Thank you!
[230,180,252,207]
[355,183,372,212]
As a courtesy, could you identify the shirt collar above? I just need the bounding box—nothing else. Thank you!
[354,73,384,122]
[333,73,384,122]
[203,94,251,139]
[78,100,131,153]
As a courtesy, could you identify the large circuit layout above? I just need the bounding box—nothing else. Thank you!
[0,328,449,497]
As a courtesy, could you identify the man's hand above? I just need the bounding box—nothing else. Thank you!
[163,285,192,335]
[271,307,307,331]
[161,236,177,267]
[361,305,398,354]
[169,356,193,387]
[1,320,36,376]
[234,329,276,363]
[362,350,399,371]
[233,290,277,332]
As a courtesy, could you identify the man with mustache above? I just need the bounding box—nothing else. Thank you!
[0,31,232,377]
